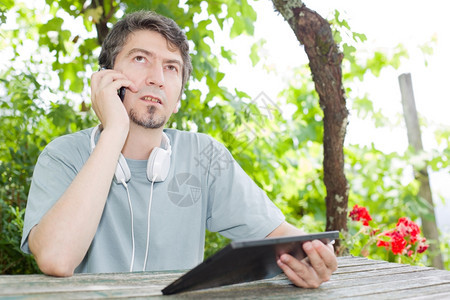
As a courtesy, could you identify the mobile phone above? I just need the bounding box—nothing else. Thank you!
[100,67,126,102]
[118,87,126,101]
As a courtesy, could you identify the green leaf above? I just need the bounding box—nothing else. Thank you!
[353,32,367,43]
[220,46,235,63]
[39,17,63,34]
[249,39,266,67]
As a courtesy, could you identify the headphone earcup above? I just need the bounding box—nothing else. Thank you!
[147,147,170,182]
[115,153,131,184]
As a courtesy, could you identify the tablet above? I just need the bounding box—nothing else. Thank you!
[161,231,339,295]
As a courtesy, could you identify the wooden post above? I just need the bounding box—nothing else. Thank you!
[398,73,444,269]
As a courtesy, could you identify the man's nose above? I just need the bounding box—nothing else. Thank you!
[145,64,164,88]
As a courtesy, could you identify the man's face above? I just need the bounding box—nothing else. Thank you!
[114,30,183,129]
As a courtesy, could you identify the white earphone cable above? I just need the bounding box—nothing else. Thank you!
[122,180,136,272]
[143,175,157,271]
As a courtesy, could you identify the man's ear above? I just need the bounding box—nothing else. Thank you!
[173,87,184,113]
[173,99,180,114]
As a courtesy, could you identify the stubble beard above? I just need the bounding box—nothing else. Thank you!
[129,106,166,129]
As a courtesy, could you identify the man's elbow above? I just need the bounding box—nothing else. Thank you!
[28,228,77,277]
[35,253,76,277]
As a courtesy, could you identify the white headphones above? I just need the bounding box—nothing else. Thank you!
[90,124,172,183]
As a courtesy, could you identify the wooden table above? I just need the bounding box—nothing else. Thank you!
[1,256,450,299]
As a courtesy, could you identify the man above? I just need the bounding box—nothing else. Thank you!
[21,11,337,288]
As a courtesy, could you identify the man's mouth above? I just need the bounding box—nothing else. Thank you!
[141,96,162,104]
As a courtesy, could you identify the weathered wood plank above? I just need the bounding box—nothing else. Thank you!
[402,290,450,300]
[335,262,414,274]
[328,269,443,287]
[336,255,383,265]
[306,275,450,299]
[364,285,450,300]
[0,271,179,299]
[333,265,435,279]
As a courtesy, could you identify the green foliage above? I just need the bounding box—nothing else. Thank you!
[0,66,96,274]
[430,128,450,170]
[204,230,230,259]
[0,0,14,24]
[0,203,38,273]
[250,39,266,67]
[344,144,439,246]
[441,233,450,270]
[419,34,438,67]
[329,9,449,268]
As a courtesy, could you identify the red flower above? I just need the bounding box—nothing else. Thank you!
[351,208,429,258]
[376,239,389,248]
[377,230,407,255]
[396,217,420,243]
[417,238,429,254]
[389,231,407,255]
[349,204,372,226]
[376,218,428,256]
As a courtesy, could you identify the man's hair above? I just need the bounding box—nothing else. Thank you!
[99,10,192,89]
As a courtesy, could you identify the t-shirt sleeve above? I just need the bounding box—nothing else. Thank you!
[205,139,285,240]
[20,141,82,254]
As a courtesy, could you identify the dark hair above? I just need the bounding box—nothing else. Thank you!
[99,10,192,89]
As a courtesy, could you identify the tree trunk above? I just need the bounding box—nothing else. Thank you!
[90,0,116,45]
[272,0,349,253]
[398,73,444,269]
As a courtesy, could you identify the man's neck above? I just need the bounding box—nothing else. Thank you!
[122,123,164,160]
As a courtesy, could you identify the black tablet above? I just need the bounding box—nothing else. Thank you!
[162,231,339,295]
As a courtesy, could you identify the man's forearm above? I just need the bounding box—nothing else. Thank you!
[266,221,306,238]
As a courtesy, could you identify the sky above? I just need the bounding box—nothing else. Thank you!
[217,0,450,233]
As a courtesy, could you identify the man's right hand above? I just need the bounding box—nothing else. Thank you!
[90,69,137,136]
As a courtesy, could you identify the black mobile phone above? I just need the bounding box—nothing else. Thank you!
[118,87,126,101]
[100,67,126,102]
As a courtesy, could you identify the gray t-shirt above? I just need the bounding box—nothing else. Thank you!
[21,128,285,273]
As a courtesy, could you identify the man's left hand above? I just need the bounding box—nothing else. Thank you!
[267,222,338,288]
[276,239,337,288]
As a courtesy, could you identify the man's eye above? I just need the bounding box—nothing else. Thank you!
[134,56,146,63]
[167,65,178,72]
